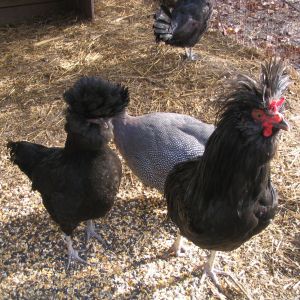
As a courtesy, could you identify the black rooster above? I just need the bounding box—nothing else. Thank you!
[165,59,290,290]
[153,0,214,60]
[7,77,128,267]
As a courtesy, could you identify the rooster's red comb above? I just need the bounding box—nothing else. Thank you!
[268,97,285,114]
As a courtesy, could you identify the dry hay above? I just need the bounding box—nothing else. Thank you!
[0,0,299,299]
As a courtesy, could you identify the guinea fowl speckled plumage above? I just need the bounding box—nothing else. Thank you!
[153,0,214,60]
[112,111,214,194]
[7,77,127,267]
[165,59,290,292]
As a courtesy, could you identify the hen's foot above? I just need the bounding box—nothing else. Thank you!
[86,220,108,248]
[184,48,199,61]
[63,235,87,269]
[167,232,186,257]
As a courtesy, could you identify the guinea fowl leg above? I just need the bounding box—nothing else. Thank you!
[184,47,199,61]
[63,235,87,269]
[168,231,186,257]
[200,251,252,299]
[86,220,108,247]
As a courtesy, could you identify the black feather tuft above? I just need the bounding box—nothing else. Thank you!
[63,76,129,119]
[218,58,290,120]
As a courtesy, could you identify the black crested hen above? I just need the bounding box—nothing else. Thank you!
[7,77,128,267]
[165,59,290,290]
[153,0,213,60]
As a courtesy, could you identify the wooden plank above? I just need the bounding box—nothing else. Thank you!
[0,1,66,24]
[65,0,94,20]
[0,0,60,9]
[77,0,94,20]
[0,0,94,24]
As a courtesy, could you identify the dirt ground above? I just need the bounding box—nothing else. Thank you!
[0,0,299,299]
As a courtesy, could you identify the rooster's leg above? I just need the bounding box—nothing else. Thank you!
[200,251,220,286]
[185,47,199,61]
[86,220,108,247]
[168,231,186,257]
[200,251,252,299]
[63,235,87,269]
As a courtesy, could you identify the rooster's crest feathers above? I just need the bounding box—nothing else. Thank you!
[219,58,290,118]
[64,77,129,119]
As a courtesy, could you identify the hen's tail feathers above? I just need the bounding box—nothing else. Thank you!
[153,5,173,42]
[64,77,129,119]
[7,141,49,180]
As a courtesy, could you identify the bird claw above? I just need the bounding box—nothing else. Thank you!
[86,230,108,247]
[200,264,252,300]
[200,263,222,288]
[167,244,186,257]
[66,248,88,270]
[184,48,199,61]
[167,233,186,257]
[185,52,199,61]
[86,220,108,248]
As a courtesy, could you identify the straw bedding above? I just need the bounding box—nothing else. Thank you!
[0,1,299,299]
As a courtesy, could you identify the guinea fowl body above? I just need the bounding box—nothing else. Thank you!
[112,111,214,193]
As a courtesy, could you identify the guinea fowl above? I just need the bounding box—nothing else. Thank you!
[153,0,214,60]
[165,59,290,291]
[112,112,214,195]
[7,77,128,267]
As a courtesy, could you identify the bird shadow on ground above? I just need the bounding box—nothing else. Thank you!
[0,194,172,270]
[101,194,173,253]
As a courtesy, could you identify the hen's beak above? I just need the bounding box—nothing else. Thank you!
[273,118,290,131]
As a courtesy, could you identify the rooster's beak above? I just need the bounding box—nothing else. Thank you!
[273,118,290,131]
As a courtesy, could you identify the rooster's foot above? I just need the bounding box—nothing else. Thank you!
[200,251,252,300]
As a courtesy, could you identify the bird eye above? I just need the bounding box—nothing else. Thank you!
[251,109,264,120]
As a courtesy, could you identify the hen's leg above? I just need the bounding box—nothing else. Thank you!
[185,47,199,61]
[86,220,108,247]
[168,231,186,257]
[63,235,87,269]
[200,251,252,299]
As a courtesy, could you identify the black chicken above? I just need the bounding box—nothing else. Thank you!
[165,59,290,289]
[153,0,214,60]
[7,77,128,267]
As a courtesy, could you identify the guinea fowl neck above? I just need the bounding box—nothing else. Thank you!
[111,110,135,152]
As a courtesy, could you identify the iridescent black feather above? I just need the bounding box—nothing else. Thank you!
[165,59,290,251]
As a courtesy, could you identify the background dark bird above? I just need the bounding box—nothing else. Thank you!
[7,77,128,267]
[153,0,214,60]
[165,59,290,291]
